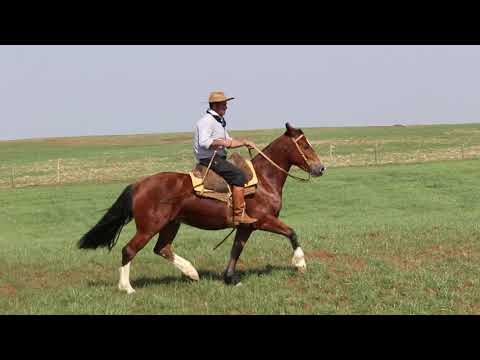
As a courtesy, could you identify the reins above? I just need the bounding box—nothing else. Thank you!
[193,150,217,192]
[248,134,312,182]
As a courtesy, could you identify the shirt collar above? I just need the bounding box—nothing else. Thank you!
[207,109,226,127]
[207,109,221,117]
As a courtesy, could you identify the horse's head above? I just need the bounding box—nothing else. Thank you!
[284,122,326,177]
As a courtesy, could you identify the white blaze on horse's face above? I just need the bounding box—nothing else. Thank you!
[285,122,325,176]
[291,132,326,177]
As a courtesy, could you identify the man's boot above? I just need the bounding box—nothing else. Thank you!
[231,186,258,226]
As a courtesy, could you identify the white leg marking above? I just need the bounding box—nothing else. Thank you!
[172,254,199,281]
[118,262,136,294]
[292,247,307,273]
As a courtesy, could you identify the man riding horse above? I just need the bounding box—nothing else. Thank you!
[193,91,258,226]
[78,96,326,292]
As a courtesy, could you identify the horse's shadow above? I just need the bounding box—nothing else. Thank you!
[87,264,294,289]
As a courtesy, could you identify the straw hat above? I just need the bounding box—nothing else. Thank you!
[208,91,235,103]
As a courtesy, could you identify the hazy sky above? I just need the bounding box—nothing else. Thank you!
[1,45,480,140]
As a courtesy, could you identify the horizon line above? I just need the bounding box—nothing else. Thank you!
[1,121,479,143]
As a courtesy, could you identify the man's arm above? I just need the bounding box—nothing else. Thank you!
[197,123,215,149]
[210,138,255,149]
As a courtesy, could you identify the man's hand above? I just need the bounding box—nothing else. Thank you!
[243,140,256,150]
[210,139,231,149]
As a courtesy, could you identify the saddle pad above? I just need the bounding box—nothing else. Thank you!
[189,159,258,202]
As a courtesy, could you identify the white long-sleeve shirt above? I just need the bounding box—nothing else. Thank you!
[193,109,232,161]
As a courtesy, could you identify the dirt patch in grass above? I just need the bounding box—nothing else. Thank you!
[341,255,367,272]
[416,244,476,260]
[0,282,17,297]
[306,249,336,260]
[454,300,480,314]
[305,249,366,272]
[236,259,247,272]
[303,303,313,311]
[471,304,480,314]
[15,269,92,290]
[380,243,479,271]
[381,255,421,271]
[456,280,475,291]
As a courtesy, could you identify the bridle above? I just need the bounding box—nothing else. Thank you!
[249,133,316,182]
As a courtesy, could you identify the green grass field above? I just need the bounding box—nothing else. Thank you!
[1,124,479,314]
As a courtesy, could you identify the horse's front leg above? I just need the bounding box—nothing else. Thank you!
[255,215,306,273]
[224,227,253,286]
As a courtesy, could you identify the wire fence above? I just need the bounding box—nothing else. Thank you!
[0,144,478,189]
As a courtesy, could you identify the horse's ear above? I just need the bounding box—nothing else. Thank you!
[285,122,296,136]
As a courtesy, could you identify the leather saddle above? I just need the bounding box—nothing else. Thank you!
[189,152,258,203]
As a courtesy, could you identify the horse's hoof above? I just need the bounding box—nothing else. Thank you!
[182,272,200,282]
[296,266,306,274]
[186,270,200,281]
[292,248,307,274]
[224,274,241,286]
[119,285,136,294]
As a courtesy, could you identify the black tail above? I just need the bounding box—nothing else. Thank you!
[78,185,134,251]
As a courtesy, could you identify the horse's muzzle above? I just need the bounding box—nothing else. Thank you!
[310,163,326,177]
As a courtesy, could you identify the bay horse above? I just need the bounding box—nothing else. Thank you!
[78,123,326,293]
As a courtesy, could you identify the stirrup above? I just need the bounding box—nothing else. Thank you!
[233,209,257,225]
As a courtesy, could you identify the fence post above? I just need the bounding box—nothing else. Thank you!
[461,144,464,160]
[375,142,378,165]
[330,144,336,166]
[57,159,61,184]
[11,166,15,188]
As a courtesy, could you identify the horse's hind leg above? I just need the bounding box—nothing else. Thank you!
[153,222,199,281]
[118,231,156,294]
